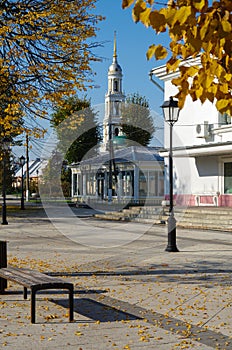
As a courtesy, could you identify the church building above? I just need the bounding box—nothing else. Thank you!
[69,34,164,207]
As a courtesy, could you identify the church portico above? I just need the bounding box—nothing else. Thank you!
[70,145,164,206]
[70,34,164,207]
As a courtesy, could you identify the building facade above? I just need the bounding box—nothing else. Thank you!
[70,35,164,206]
[152,58,232,207]
[13,158,47,198]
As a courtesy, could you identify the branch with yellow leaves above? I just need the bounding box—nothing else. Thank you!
[122,0,232,115]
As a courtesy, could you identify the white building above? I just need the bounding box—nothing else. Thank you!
[70,34,164,206]
[151,57,232,207]
[13,158,47,197]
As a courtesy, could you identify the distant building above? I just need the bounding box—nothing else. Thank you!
[13,158,47,197]
[70,34,164,206]
[151,57,232,207]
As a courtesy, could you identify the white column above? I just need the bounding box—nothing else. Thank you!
[83,174,87,197]
[104,173,108,199]
[134,166,139,203]
[71,173,74,197]
[95,178,99,198]
[117,171,122,201]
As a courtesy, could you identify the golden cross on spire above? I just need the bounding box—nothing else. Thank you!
[113,31,117,59]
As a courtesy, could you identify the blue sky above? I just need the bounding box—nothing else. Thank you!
[16,0,168,159]
[84,0,167,115]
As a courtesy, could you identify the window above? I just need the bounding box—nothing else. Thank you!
[139,171,147,197]
[86,173,95,195]
[73,174,77,195]
[224,162,232,194]
[77,174,82,196]
[114,80,118,91]
[122,171,134,196]
[219,112,231,126]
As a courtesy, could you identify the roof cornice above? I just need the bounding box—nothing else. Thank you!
[150,55,202,81]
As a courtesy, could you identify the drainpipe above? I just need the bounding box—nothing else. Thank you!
[149,71,164,93]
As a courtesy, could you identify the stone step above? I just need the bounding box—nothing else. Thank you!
[177,217,232,225]
[175,212,231,220]
[133,218,164,225]
[129,216,232,231]
[175,211,231,218]
[94,214,130,221]
[177,222,232,232]
[94,206,232,231]
[175,207,232,215]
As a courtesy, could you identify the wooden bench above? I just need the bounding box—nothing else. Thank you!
[0,266,74,323]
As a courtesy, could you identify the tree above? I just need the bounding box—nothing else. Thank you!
[0,151,14,194]
[0,74,25,138]
[0,78,24,185]
[0,0,103,136]
[51,95,101,163]
[40,151,72,198]
[121,93,155,146]
[122,0,232,115]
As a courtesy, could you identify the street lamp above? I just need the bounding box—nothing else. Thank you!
[19,155,26,210]
[1,137,11,225]
[161,97,180,252]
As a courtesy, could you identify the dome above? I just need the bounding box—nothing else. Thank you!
[108,61,122,73]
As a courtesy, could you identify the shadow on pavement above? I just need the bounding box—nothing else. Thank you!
[52,297,142,322]
[47,259,232,286]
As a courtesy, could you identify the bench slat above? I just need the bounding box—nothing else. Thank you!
[3,266,65,282]
[0,267,66,287]
[0,269,35,288]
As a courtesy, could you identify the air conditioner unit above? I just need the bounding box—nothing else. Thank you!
[196,121,210,138]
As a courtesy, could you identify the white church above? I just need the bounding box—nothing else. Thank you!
[69,35,164,207]
[151,57,232,207]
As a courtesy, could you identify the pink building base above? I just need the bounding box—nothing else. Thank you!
[165,194,232,207]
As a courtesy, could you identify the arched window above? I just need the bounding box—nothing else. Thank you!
[114,101,120,115]
[114,80,118,91]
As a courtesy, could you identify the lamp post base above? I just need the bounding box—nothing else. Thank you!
[1,221,8,226]
[165,214,179,252]
[20,198,25,210]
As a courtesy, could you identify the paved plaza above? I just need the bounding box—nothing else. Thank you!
[0,206,232,349]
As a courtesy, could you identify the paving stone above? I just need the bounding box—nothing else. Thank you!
[0,206,232,349]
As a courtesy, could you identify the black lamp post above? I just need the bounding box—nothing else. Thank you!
[161,97,180,252]
[1,137,11,225]
[19,155,26,210]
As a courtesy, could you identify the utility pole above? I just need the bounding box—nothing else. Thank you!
[26,134,30,201]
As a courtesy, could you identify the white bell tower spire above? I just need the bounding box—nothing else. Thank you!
[101,32,125,151]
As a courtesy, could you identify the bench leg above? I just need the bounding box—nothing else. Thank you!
[0,241,7,292]
[69,286,74,322]
[0,278,7,293]
[31,289,36,324]
[23,287,27,299]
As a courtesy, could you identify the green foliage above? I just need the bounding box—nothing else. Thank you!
[40,150,63,197]
[0,152,14,194]
[121,93,155,146]
[40,151,71,198]
[51,95,101,163]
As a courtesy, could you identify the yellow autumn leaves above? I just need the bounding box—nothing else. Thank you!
[122,0,232,115]
[0,0,103,138]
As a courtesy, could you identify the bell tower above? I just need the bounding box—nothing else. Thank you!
[101,32,125,151]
